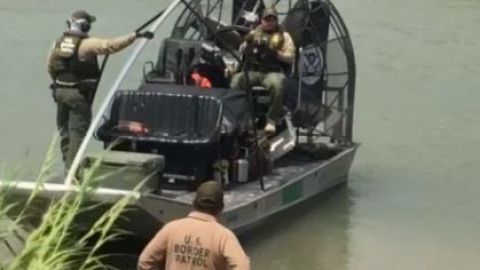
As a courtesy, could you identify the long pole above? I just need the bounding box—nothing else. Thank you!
[65,1,182,185]
[89,10,165,105]
[135,10,165,33]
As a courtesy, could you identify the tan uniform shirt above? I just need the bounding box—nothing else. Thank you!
[138,211,250,270]
[47,32,136,78]
[276,31,295,64]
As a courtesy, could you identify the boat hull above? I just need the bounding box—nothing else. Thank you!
[134,145,358,237]
[4,145,357,239]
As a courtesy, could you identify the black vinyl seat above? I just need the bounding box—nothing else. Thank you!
[98,89,223,145]
[95,85,250,188]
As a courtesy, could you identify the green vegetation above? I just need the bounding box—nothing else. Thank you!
[0,137,141,270]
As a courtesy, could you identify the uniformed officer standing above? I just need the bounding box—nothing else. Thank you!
[230,7,296,136]
[47,10,153,169]
[138,181,250,270]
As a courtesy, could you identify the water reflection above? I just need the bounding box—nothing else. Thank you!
[241,184,354,270]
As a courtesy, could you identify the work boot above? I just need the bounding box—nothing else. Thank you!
[264,118,276,136]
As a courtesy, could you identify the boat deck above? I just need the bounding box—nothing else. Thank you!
[38,146,348,212]
[156,152,327,208]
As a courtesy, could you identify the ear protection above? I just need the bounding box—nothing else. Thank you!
[66,18,91,32]
[80,21,91,32]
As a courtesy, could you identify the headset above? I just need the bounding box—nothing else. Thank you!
[66,18,91,33]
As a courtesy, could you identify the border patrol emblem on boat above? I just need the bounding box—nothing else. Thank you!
[299,45,324,85]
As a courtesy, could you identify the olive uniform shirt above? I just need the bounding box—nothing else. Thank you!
[138,211,250,270]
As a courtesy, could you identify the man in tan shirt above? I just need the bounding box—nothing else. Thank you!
[47,10,153,169]
[230,7,295,136]
[138,181,250,270]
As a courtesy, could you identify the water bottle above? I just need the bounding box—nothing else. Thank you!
[235,159,249,183]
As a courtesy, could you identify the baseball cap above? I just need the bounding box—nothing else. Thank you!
[193,181,224,214]
[262,7,278,19]
[71,10,96,23]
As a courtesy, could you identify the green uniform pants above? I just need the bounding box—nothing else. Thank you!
[230,71,285,121]
[54,87,92,169]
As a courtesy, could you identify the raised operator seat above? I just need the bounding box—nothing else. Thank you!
[251,0,332,160]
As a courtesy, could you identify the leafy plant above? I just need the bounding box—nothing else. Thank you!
[0,137,145,270]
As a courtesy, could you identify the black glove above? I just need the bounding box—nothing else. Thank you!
[255,36,269,47]
[135,31,154,39]
[261,45,278,60]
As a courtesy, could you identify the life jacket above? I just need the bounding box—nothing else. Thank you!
[245,26,287,72]
[51,32,100,87]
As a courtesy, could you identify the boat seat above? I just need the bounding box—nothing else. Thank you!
[154,38,204,84]
[143,61,176,84]
[95,86,251,189]
[103,90,223,144]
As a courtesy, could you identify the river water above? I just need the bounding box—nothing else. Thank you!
[1,0,479,269]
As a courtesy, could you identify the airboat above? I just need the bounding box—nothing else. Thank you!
[10,0,357,238]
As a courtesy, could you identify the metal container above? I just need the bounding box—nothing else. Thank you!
[234,159,249,183]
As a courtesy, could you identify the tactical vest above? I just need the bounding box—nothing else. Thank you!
[246,27,287,72]
[51,33,100,87]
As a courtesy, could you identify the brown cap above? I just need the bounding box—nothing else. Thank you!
[193,181,224,215]
[71,10,96,23]
[262,7,278,19]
